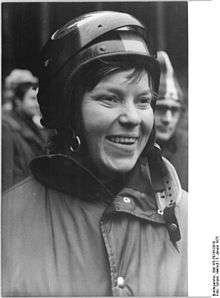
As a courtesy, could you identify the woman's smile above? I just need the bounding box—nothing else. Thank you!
[81,69,154,176]
[106,135,138,145]
[105,135,139,157]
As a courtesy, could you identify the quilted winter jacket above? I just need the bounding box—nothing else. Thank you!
[2,154,187,296]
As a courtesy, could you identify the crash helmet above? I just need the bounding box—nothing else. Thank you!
[38,11,160,131]
[157,51,183,104]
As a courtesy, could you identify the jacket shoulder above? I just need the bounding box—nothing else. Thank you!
[2,112,21,131]
[3,176,46,214]
[3,175,43,195]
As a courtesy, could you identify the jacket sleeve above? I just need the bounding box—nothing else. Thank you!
[2,122,15,192]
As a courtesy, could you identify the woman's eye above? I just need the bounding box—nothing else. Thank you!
[137,97,152,108]
[98,95,119,103]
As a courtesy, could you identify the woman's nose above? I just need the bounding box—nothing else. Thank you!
[118,103,141,126]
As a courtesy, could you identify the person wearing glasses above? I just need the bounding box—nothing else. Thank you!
[155,51,188,190]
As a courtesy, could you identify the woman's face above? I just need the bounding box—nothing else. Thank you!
[81,69,154,177]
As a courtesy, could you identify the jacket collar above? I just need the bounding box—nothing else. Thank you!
[30,153,182,224]
[30,154,113,203]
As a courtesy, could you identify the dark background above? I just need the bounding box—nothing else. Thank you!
[2,2,188,90]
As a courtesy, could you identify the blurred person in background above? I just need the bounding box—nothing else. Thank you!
[2,69,47,191]
[155,51,188,190]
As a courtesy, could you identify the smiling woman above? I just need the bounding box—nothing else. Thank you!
[81,68,154,177]
[2,11,187,297]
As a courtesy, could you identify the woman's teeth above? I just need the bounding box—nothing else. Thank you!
[107,136,137,144]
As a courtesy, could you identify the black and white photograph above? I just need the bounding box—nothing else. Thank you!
[1,1,218,297]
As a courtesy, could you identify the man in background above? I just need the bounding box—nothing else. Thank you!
[2,69,47,191]
[155,51,188,190]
